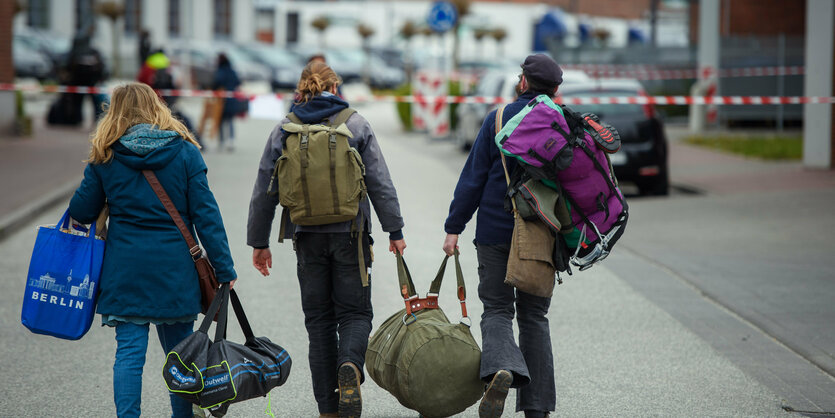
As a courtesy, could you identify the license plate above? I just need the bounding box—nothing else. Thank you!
[609,152,627,166]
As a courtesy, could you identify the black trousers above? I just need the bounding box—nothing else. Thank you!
[476,243,556,413]
[295,232,373,414]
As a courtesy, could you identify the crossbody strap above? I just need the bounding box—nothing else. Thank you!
[495,106,518,215]
[142,170,202,261]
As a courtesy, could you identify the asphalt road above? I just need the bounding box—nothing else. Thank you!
[0,99,824,417]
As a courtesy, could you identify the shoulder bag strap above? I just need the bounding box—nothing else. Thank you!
[495,106,518,215]
[328,108,356,127]
[142,170,202,261]
[287,112,303,124]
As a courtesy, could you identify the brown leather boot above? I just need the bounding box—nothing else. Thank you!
[337,362,362,417]
[478,369,513,418]
[319,413,339,418]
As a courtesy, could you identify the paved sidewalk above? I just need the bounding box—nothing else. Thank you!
[666,126,835,195]
[0,115,92,239]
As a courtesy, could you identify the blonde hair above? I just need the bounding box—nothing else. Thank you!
[295,61,341,104]
[88,82,199,164]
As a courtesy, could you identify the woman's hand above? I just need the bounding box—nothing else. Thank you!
[229,278,237,288]
[252,248,272,277]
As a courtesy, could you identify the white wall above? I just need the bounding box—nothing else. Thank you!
[233,0,255,44]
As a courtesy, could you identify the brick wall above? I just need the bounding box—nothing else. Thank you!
[690,0,806,41]
[0,0,14,84]
[725,0,805,36]
[475,0,655,19]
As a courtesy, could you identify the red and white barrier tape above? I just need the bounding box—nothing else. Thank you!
[394,95,834,105]
[450,65,804,82]
[560,64,804,80]
[0,83,256,99]
[3,83,833,105]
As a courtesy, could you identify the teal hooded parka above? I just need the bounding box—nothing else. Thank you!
[69,124,236,318]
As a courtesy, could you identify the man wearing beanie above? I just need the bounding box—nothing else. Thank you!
[442,54,562,418]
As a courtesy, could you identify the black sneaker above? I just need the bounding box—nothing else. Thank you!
[478,369,513,418]
[337,362,362,417]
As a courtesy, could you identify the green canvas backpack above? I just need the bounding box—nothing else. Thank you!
[270,108,366,226]
[365,251,483,418]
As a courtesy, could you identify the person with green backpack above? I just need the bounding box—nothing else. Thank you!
[247,61,406,418]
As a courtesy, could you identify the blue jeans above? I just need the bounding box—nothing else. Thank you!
[218,116,234,146]
[476,243,556,413]
[295,232,373,414]
[113,321,194,418]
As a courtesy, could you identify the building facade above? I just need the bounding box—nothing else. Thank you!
[13,0,687,77]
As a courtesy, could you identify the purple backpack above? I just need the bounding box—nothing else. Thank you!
[495,95,628,271]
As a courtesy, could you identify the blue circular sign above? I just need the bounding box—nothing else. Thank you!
[427,1,458,33]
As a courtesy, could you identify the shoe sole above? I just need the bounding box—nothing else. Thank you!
[337,364,362,418]
[478,370,513,418]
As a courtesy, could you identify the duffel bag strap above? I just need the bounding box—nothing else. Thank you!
[426,249,469,322]
[213,284,231,343]
[395,253,418,310]
[229,289,255,341]
[198,283,229,336]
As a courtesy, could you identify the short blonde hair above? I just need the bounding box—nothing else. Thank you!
[88,82,198,164]
[295,61,340,104]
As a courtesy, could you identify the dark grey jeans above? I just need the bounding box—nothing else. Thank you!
[476,243,556,413]
[295,232,373,414]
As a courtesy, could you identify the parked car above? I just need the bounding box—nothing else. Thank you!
[558,78,669,195]
[169,41,271,89]
[13,36,52,80]
[14,27,71,75]
[454,68,591,150]
[239,44,305,90]
[369,46,405,71]
[323,49,405,89]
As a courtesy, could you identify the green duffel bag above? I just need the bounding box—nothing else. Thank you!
[366,251,483,418]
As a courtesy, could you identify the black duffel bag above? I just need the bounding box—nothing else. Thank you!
[162,284,291,417]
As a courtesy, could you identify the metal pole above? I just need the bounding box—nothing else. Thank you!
[777,33,785,132]
[802,0,834,168]
[650,0,660,48]
[689,0,720,132]
[181,0,192,89]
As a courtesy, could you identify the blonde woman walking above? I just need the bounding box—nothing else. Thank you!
[69,82,237,417]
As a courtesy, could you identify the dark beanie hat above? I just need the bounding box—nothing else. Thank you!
[521,54,563,87]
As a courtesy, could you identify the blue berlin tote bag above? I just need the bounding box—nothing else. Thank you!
[21,209,105,340]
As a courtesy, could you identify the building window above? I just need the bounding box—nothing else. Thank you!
[75,0,93,31]
[214,0,232,38]
[169,0,181,37]
[27,0,50,29]
[255,8,275,43]
[124,0,143,36]
[286,12,299,44]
